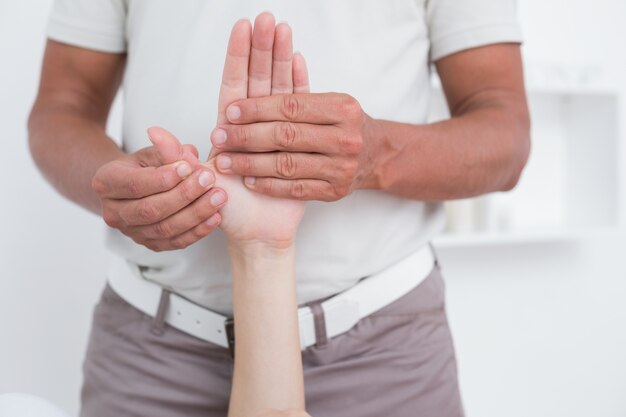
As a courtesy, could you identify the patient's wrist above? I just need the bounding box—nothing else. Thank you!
[228,239,295,265]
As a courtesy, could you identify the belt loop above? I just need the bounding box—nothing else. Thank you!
[225,318,236,359]
[428,242,441,270]
[150,289,171,336]
[307,302,328,349]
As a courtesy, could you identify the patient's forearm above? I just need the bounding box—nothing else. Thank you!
[228,243,305,417]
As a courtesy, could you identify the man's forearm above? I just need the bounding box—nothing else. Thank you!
[365,102,530,201]
[28,104,123,214]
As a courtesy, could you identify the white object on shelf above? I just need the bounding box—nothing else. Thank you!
[428,69,623,245]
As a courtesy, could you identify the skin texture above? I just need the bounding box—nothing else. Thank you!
[211,44,530,202]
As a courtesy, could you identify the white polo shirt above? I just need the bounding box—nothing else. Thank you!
[47,0,522,314]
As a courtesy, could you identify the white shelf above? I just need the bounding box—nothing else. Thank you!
[433,227,620,249]
[428,70,624,246]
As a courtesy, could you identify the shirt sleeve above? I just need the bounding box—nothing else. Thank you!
[426,0,523,62]
[46,0,128,53]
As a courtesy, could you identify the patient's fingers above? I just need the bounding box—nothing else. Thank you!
[248,12,276,98]
[292,52,310,94]
[217,19,252,126]
[271,23,294,94]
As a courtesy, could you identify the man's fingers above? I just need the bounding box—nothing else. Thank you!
[93,159,192,200]
[183,144,199,159]
[248,12,276,98]
[142,212,222,252]
[225,93,358,125]
[211,122,347,154]
[218,19,252,125]
[292,52,310,94]
[126,187,226,240]
[271,23,293,94]
[147,126,186,165]
[107,167,217,226]
[242,176,341,202]
[214,151,339,181]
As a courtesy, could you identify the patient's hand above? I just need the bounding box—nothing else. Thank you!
[211,14,310,248]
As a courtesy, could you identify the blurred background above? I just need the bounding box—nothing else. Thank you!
[1,1,625,416]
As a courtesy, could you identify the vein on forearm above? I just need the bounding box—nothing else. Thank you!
[28,103,123,214]
[372,91,530,201]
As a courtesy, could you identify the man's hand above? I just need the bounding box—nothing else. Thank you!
[208,14,310,248]
[92,127,227,251]
[210,92,374,202]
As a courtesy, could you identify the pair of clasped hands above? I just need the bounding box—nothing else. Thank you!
[93,13,371,253]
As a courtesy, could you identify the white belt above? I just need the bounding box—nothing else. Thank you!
[107,245,435,351]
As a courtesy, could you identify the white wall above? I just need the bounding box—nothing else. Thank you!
[0,1,624,416]
[0,1,110,413]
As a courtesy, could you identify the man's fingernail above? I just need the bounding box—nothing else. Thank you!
[217,155,232,170]
[227,105,241,121]
[210,191,226,206]
[176,162,192,178]
[198,171,214,188]
[206,213,220,227]
[212,129,227,146]
[244,176,256,186]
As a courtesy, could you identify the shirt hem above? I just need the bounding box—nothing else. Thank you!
[47,13,127,53]
[430,23,523,62]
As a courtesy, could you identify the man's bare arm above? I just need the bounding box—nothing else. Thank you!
[210,44,530,202]
[28,41,225,251]
[28,40,126,213]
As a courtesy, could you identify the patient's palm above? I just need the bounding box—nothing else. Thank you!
[210,158,305,246]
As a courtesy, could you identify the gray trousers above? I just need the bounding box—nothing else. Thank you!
[80,266,464,417]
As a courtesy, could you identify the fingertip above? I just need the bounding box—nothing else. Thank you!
[255,11,276,26]
[293,53,310,93]
[233,18,252,34]
[276,21,292,34]
[244,176,256,186]
[147,126,161,145]
[175,161,192,178]
[183,144,199,159]
[207,212,222,228]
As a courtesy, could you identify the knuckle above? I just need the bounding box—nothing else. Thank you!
[101,207,120,228]
[343,133,364,155]
[136,201,160,223]
[275,122,298,149]
[152,221,174,239]
[191,199,208,222]
[276,153,297,178]
[234,125,250,148]
[91,174,107,195]
[280,94,301,121]
[177,179,197,203]
[339,94,361,117]
[144,241,163,252]
[242,155,255,173]
[192,223,210,239]
[340,160,359,178]
[169,236,190,250]
[160,171,177,190]
[289,180,307,199]
[333,183,351,199]
[125,177,141,198]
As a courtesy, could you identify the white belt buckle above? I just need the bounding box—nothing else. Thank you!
[323,298,361,338]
